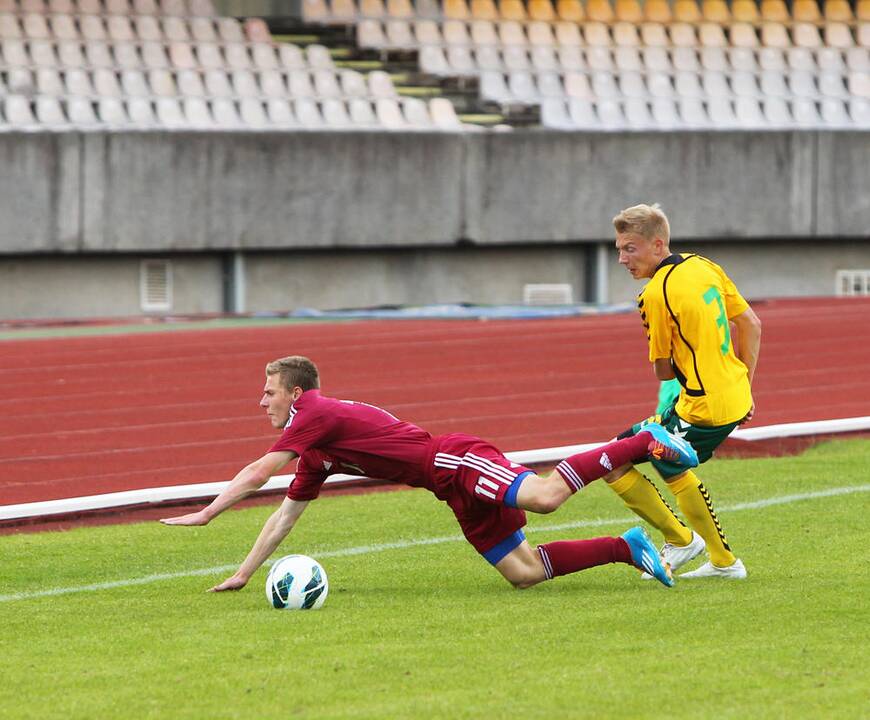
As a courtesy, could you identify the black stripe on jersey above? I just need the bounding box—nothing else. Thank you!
[661,255,706,398]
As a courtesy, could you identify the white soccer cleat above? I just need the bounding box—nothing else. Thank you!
[640,531,706,580]
[679,558,747,580]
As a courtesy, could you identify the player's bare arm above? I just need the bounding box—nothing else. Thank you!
[160,450,297,526]
[211,497,310,592]
[730,307,762,384]
[653,358,676,381]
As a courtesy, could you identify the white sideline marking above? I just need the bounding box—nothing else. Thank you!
[3,415,869,522]
[1,484,868,604]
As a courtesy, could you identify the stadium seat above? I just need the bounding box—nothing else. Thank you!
[673,0,702,23]
[793,0,822,23]
[597,99,625,127]
[762,96,791,123]
[527,20,554,47]
[850,97,870,124]
[181,97,213,128]
[36,97,67,127]
[554,21,582,46]
[190,17,217,42]
[155,98,187,130]
[792,97,821,123]
[859,24,870,47]
[821,97,850,124]
[789,69,818,96]
[537,70,563,96]
[508,70,538,102]
[288,70,316,97]
[645,0,671,22]
[403,96,433,127]
[36,68,63,96]
[205,68,234,97]
[21,0,46,10]
[68,97,99,126]
[528,0,555,22]
[817,47,846,71]
[211,97,243,128]
[414,19,441,44]
[135,15,163,42]
[294,98,324,127]
[675,70,704,97]
[50,0,75,10]
[217,17,244,43]
[731,22,759,48]
[415,0,441,18]
[121,69,149,97]
[279,43,306,70]
[387,0,414,18]
[57,41,86,67]
[376,97,406,128]
[616,0,643,22]
[148,70,177,97]
[177,68,206,96]
[127,97,157,126]
[759,47,787,70]
[648,97,679,127]
[613,22,640,47]
[647,70,675,97]
[673,47,701,72]
[668,23,697,48]
[563,70,592,98]
[849,71,870,96]
[703,0,731,24]
[825,0,854,22]
[317,98,349,127]
[338,68,367,97]
[252,44,278,71]
[586,46,614,71]
[761,0,790,23]
[267,98,296,126]
[847,47,870,71]
[760,69,788,95]
[702,70,730,97]
[625,97,653,127]
[51,14,78,41]
[825,23,854,49]
[257,69,284,98]
[699,23,728,47]
[735,96,765,126]
[641,22,669,47]
[232,68,261,98]
[65,68,93,96]
[503,44,530,70]
[583,21,610,47]
[818,70,847,97]
[99,97,129,125]
[619,70,645,97]
[448,45,477,74]
[78,0,103,12]
[480,70,511,102]
[540,97,574,128]
[586,0,614,23]
[470,0,497,20]
[531,45,559,72]
[444,0,470,19]
[239,97,269,128]
[386,19,415,47]
[793,23,822,48]
[731,0,760,23]
[476,44,503,70]
[556,0,584,22]
[569,97,597,126]
[614,45,642,71]
[732,70,760,96]
[730,47,759,71]
[93,68,122,96]
[419,45,450,74]
[708,96,737,125]
[190,0,216,15]
[142,41,170,69]
[556,45,583,71]
[166,17,193,42]
[499,0,527,21]
[643,46,671,72]
[761,22,790,48]
[357,18,386,47]
[30,39,57,68]
[225,44,252,71]
[788,47,817,71]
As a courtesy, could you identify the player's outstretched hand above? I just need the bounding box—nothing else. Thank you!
[209,574,247,593]
[159,510,210,526]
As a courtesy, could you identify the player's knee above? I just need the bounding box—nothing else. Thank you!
[528,479,568,514]
[505,569,545,590]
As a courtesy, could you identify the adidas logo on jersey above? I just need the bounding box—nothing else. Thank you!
[599,452,613,471]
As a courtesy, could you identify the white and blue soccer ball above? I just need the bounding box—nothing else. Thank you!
[266,554,329,610]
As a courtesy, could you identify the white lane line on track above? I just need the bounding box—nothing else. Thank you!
[1,484,868,603]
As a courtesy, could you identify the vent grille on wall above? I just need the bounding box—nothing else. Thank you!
[835,270,870,297]
[140,260,173,312]
[523,283,574,305]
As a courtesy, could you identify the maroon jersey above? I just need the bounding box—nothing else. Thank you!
[268,390,436,500]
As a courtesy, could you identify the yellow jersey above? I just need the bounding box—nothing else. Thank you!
[638,253,753,426]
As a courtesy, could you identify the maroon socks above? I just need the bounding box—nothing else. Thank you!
[556,432,652,492]
[537,537,633,579]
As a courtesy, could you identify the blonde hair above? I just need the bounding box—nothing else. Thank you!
[612,203,670,244]
[265,356,320,392]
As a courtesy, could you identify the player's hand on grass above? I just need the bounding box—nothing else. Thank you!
[159,510,210,526]
[209,574,248,593]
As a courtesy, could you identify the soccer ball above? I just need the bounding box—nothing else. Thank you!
[265,554,329,610]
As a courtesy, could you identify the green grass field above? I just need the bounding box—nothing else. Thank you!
[2,440,868,720]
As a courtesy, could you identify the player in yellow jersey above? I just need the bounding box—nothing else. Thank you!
[606,203,762,579]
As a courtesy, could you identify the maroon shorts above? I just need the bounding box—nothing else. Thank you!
[429,433,534,557]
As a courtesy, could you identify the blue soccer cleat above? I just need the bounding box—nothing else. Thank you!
[622,526,674,588]
[643,422,699,468]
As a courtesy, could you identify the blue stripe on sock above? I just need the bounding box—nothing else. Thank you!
[482,529,526,565]
[503,470,533,509]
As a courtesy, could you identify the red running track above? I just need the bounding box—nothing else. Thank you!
[1,297,868,506]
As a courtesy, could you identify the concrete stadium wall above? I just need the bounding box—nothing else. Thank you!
[1,131,868,257]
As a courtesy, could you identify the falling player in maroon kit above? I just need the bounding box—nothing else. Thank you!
[161,356,698,591]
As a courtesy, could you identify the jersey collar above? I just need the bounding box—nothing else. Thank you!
[654,253,685,274]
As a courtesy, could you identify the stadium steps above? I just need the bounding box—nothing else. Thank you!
[263,17,538,128]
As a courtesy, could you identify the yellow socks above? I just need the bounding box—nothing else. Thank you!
[608,468,693,546]
[667,470,736,567]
